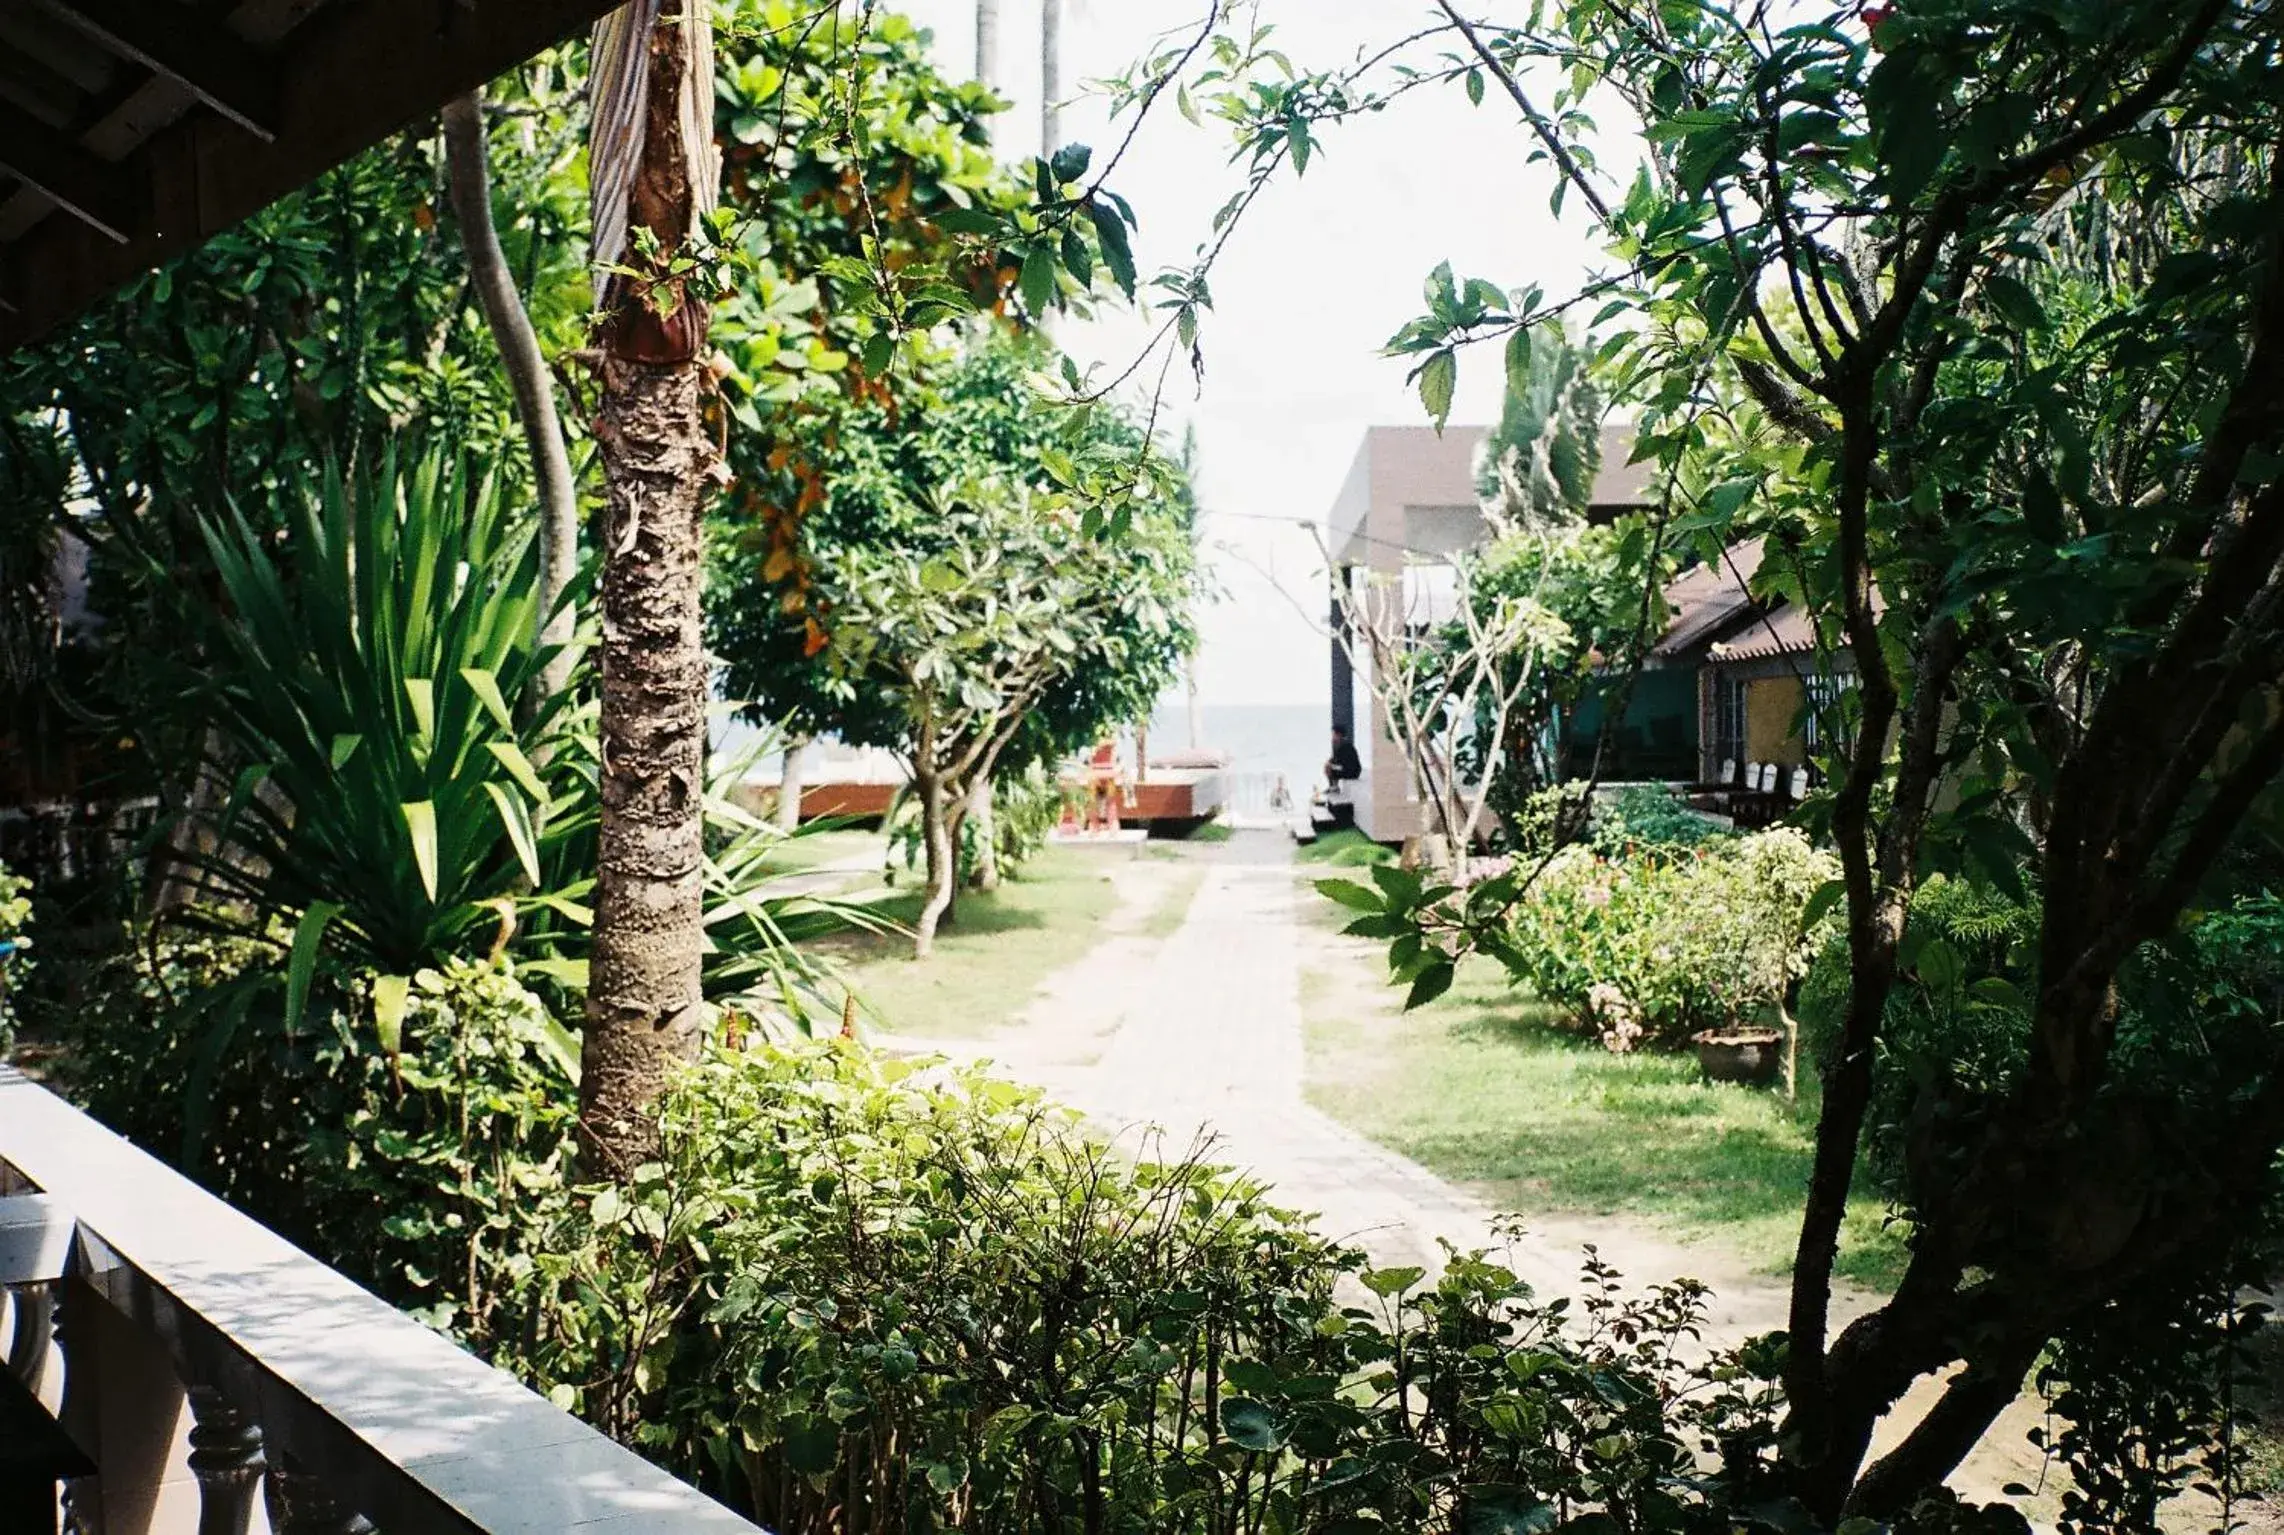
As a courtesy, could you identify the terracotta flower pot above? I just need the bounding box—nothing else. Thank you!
[1692,1028,1785,1087]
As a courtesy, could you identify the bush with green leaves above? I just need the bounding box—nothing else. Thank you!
[1798,876,2040,1194]
[0,859,30,1051]
[64,932,576,1331]
[1589,785,1735,858]
[487,1039,1801,1535]
[165,450,877,1037]
[1492,828,1838,1049]
[176,452,578,977]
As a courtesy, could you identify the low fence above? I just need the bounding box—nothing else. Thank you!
[0,1066,761,1534]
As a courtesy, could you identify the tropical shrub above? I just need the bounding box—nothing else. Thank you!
[0,859,30,1052]
[1589,784,1733,858]
[1798,876,2039,1193]
[1500,828,1838,1048]
[165,451,876,1034]
[65,931,576,1330]
[170,451,579,976]
[488,1039,1789,1535]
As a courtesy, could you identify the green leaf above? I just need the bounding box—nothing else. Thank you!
[459,667,515,732]
[1019,244,1057,316]
[1504,324,1534,398]
[372,972,410,1058]
[1417,349,1457,428]
[932,206,1004,235]
[782,1417,840,1475]
[1982,272,2050,332]
[1049,141,1093,184]
[1220,1397,1284,1452]
[403,677,435,738]
[1467,1500,1557,1535]
[1405,961,1456,1011]
[1059,226,1093,288]
[328,734,362,770]
[1916,937,1962,992]
[486,741,549,803]
[1802,878,1846,929]
[1360,1265,1425,1297]
[1086,198,1136,297]
[285,901,342,1034]
[1970,976,2027,1011]
[1315,878,1384,912]
[402,800,440,901]
[485,782,543,887]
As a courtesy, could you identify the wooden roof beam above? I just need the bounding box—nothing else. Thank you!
[0,97,133,241]
[0,0,626,355]
[28,0,280,140]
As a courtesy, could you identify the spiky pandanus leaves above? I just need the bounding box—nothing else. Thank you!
[181,454,579,978]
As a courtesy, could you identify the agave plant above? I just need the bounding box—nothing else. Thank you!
[175,450,884,1046]
[180,453,579,989]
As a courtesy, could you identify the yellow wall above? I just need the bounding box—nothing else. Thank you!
[1745,675,1808,766]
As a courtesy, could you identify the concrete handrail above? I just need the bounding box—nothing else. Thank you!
[0,1065,763,1534]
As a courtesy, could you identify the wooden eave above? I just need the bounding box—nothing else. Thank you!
[0,0,625,355]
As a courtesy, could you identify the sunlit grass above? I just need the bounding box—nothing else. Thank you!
[1294,827,1396,867]
[1300,903,1906,1287]
[815,849,1120,1041]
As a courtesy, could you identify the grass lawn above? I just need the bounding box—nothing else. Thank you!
[1301,902,1906,1287]
[770,826,884,873]
[1295,827,1396,867]
[815,848,1120,1041]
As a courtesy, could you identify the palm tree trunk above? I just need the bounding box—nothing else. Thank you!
[442,89,579,702]
[579,0,717,1179]
[776,736,810,832]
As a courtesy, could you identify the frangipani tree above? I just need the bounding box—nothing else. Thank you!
[1324,534,1572,884]
[822,478,1194,955]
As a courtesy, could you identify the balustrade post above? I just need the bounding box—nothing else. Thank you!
[52,1281,107,1535]
[7,1281,54,1399]
[184,1386,263,1535]
[263,1458,374,1535]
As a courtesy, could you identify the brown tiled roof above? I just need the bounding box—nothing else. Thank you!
[1711,602,1819,662]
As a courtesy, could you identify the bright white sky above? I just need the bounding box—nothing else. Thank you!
[895,0,1611,707]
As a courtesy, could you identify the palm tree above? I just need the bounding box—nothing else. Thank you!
[579,0,720,1179]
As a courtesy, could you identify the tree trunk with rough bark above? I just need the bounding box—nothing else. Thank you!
[579,0,716,1179]
[441,89,579,701]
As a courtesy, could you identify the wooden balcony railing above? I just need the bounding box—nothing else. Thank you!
[0,1064,765,1534]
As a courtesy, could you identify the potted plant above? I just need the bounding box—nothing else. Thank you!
[1692,1026,1786,1086]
